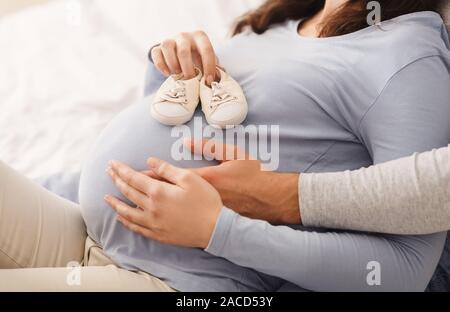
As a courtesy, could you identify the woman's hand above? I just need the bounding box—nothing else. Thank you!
[185,139,302,225]
[150,31,218,85]
[104,158,223,249]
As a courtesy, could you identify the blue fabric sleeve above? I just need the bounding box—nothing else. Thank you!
[207,208,445,291]
[205,56,450,291]
[143,61,166,97]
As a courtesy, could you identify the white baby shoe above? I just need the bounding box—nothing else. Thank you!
[200,68,248,129]
[151,68,202,126]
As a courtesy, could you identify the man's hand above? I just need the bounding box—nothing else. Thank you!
[184,139,301,225]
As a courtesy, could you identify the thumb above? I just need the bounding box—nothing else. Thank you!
[184,138,251,162]
[147,158,190,187]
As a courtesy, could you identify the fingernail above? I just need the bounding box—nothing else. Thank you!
[104,195,111,201]
[106,166,112,174]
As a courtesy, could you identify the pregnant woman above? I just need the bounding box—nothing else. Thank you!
[1,0,449,291]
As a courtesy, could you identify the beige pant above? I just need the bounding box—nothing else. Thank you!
[0,161,175,292]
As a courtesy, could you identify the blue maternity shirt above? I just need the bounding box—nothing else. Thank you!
[79,11,450,291]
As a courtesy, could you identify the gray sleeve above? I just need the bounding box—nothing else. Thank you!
[301,145,450,235]
[143,61,166,97]
[205,56,449,291]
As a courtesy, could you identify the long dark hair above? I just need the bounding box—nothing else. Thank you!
[233,0,440,37]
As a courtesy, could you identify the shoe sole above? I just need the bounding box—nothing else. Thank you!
[204,101,248,129]
[150,103,195,126]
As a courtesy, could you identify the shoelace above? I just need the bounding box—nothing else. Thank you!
[210,82,236,109]
[161,80,188,104]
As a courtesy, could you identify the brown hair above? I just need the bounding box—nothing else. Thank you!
[233,0,440,37]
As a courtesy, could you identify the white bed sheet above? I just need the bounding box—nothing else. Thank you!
[0,0,262,178]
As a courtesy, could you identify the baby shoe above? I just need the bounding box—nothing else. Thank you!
[151,68,202,126]
[200,68,248,129]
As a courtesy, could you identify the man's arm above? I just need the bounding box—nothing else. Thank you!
[301,145,450,234]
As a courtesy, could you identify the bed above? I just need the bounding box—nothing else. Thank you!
[0,0,262,179]
[1,0,449,292]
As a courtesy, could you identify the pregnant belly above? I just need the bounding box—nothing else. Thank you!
[78,96,283,292]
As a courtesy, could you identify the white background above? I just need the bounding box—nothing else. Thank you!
[0,0,262,178]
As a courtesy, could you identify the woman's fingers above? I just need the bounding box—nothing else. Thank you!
[148,158,194,188]
[116,215,156,239]
[104,195,148,227]
[107,166,150,209]
[151,31,217,82]
[108,161,151,194]
[108,160,175,198]
[192,31,217,85]
[150,46,170,76]
[192,50,204,72]
[141,170,164,181]
[160,39,182,74]
[175,33,196,79]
